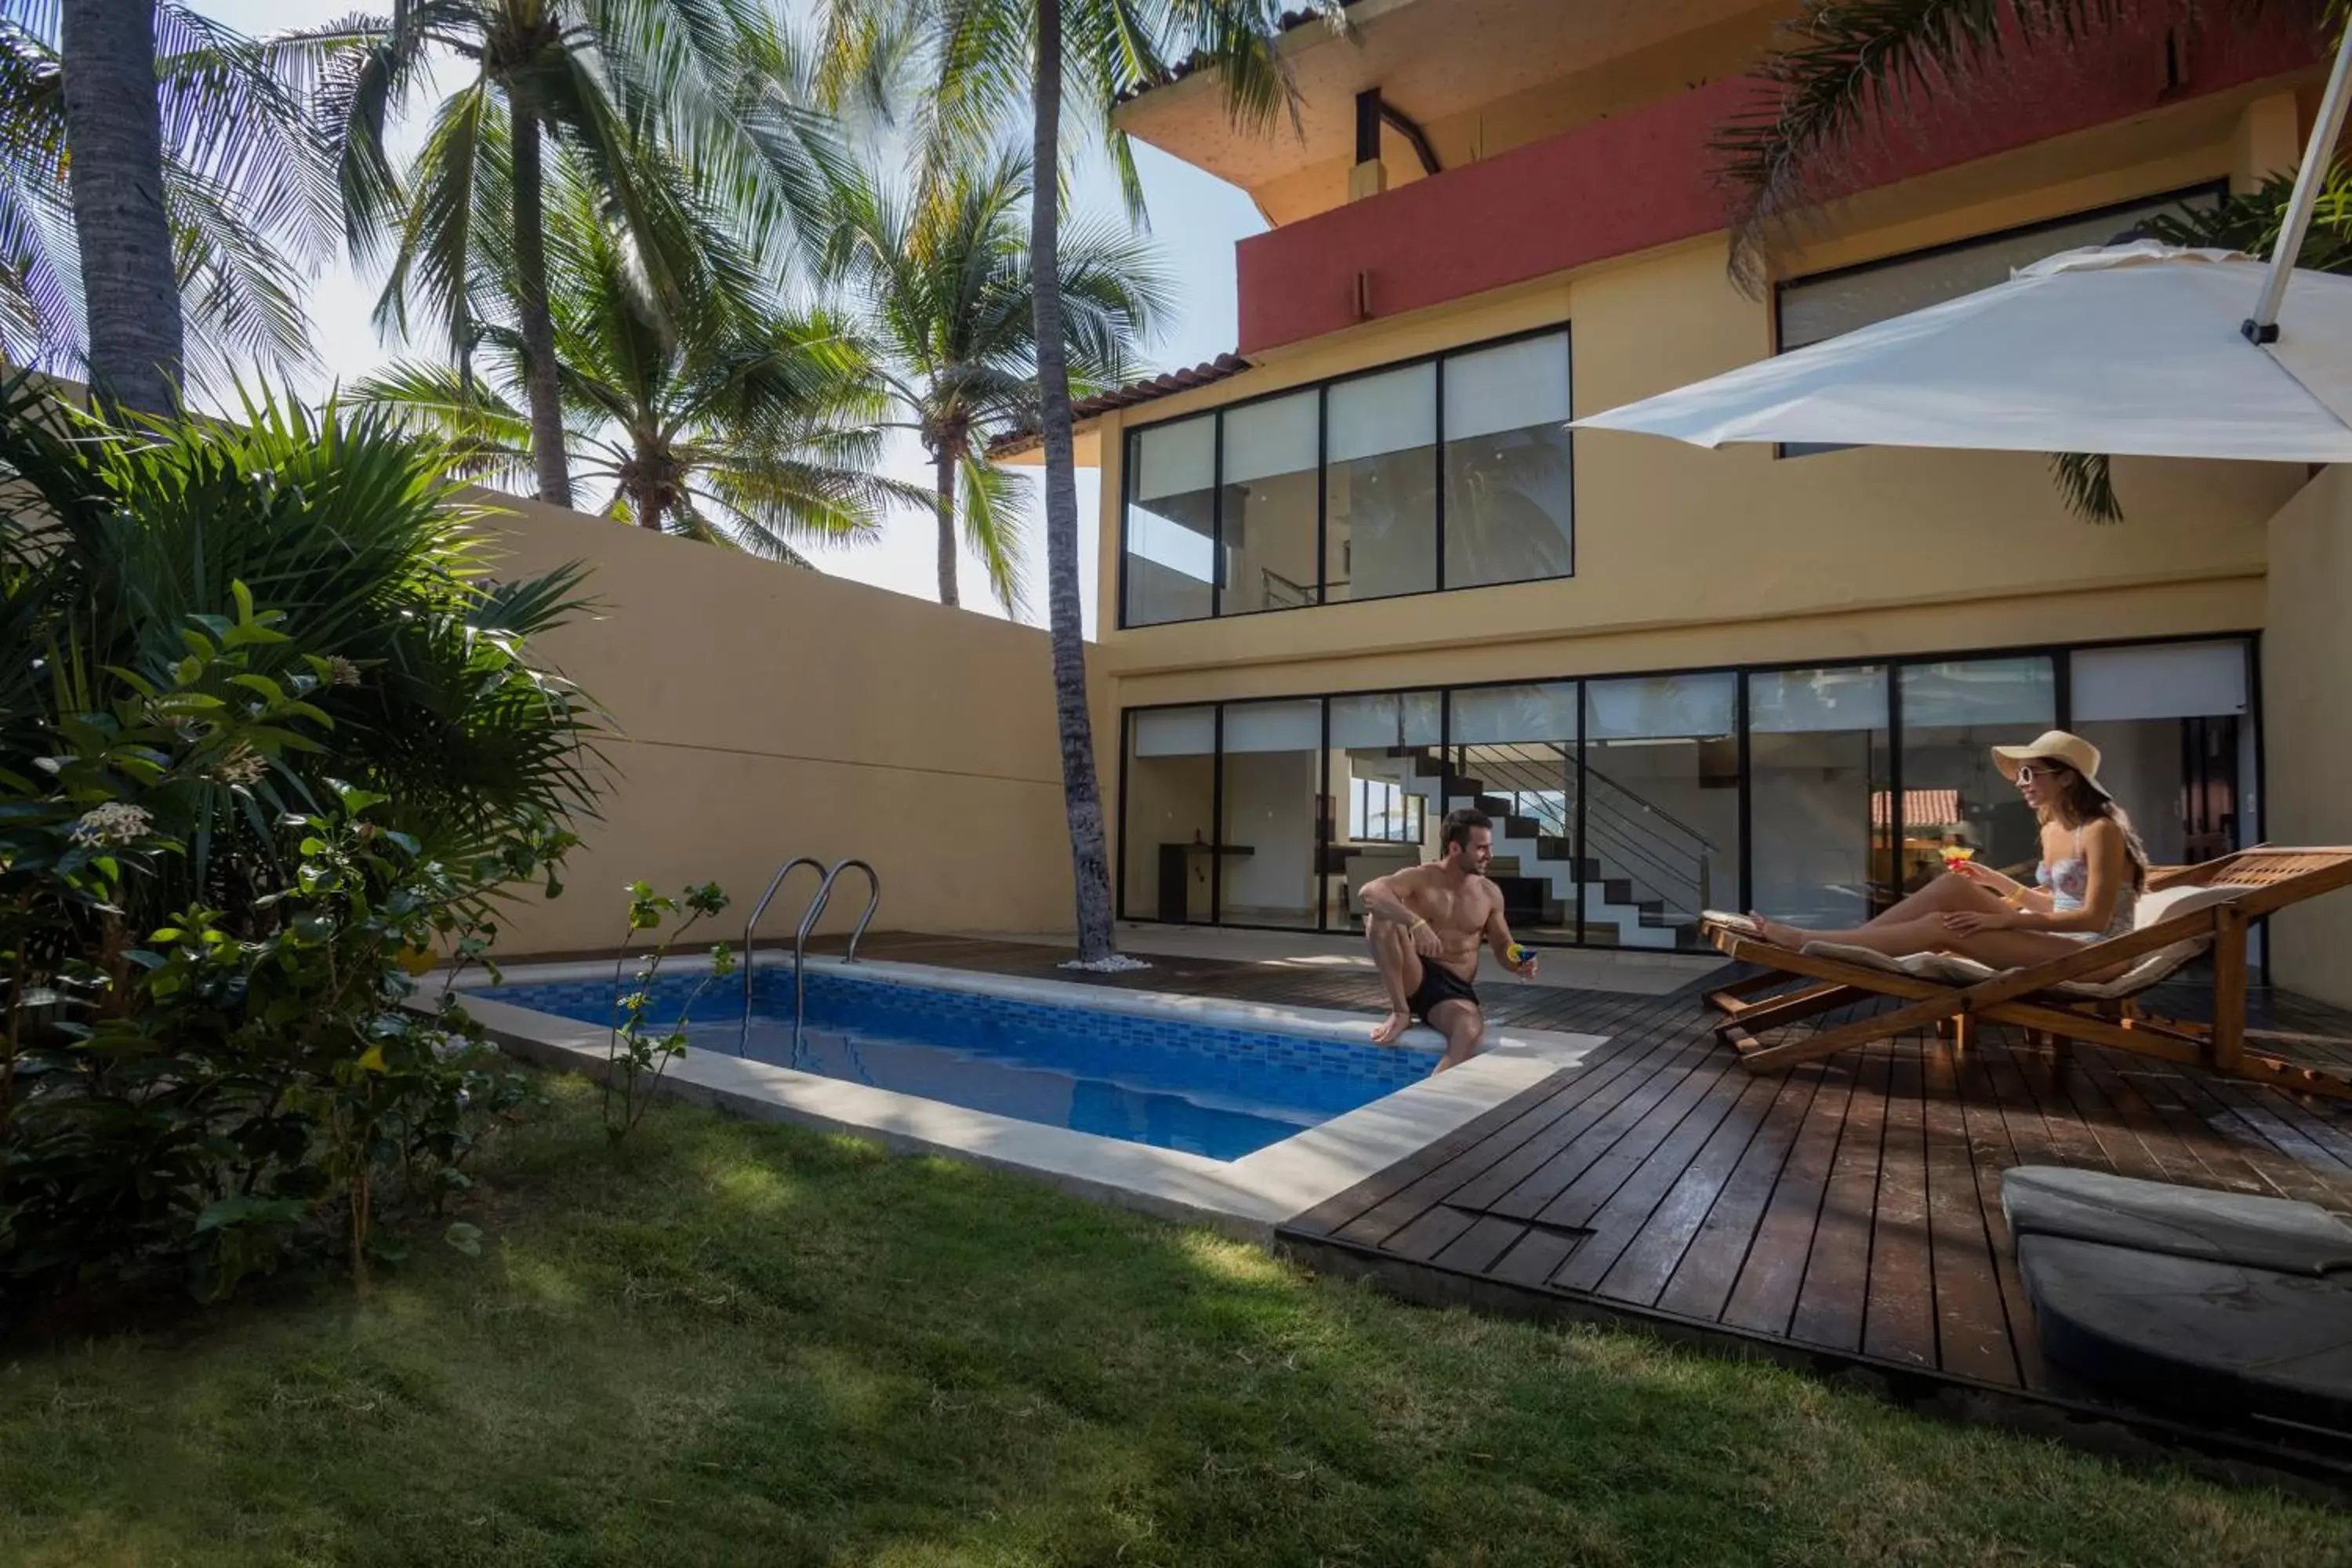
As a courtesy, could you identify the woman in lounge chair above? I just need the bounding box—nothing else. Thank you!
[1746,731,2149,973]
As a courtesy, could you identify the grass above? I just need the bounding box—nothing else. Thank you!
[2,1075,2347,1566]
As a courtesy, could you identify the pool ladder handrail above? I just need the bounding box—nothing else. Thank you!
[738,855,882,1054]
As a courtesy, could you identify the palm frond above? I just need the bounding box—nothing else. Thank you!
[2049,451,2122,524]
[958,450,1029,616]
[1714,0,2150,288]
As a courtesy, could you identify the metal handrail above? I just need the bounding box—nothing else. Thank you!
[739,856,884,1054]
[740,857,826,1054]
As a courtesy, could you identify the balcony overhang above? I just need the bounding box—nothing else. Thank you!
[1235,9,2326,354]
[1114,0,1771,198]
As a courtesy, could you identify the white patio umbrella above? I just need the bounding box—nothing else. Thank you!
[1571,20,2352,463]
[1570,245,2352,461]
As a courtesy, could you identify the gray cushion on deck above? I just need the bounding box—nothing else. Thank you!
[2002,1164,2352,1276]
[2018,1235,2352,1428]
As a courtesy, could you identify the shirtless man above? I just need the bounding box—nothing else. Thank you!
[1361,808,1537,1071]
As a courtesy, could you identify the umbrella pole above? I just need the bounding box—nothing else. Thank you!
[2245,24,2352,343]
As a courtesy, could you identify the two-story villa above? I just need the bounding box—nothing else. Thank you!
[1001,0,2352,997]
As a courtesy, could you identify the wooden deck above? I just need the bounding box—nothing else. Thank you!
[817,931,2352,1476]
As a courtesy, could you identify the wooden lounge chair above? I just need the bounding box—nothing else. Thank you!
[1697,847,2352,1101]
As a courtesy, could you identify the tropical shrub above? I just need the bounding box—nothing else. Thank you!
[0,381,597,1316]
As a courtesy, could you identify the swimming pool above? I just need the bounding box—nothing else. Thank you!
[470,967,1442,1160]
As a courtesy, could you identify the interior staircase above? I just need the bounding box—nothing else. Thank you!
[1387,743,1719,951]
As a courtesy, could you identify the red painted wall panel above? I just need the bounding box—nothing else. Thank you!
[1235,14,2321,354]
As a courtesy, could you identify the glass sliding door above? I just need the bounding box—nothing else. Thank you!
[1448,683,1581,943]
[1218,699,1323,929]
[1122,707,1218,922]
[1583,673,1740,949]
[1896,656,2056,891]
[1218,390,1321,614]
[1328,691,1443,931]
[1324,363,1437,603]
[2071,640,2252,867]
[1749,666,1892,926]
[1443,332,1573,588]
[1123,416,1216,626]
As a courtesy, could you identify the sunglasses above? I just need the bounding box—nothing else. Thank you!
[2013,763,2071,785]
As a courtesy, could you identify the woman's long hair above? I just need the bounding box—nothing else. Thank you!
[2040,767,2151,891]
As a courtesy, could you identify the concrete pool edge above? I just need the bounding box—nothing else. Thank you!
[426,957,1609,1240]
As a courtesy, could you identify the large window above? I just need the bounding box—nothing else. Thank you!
[1218,699,1323,929]
[1120,706,1216,922]
[1584,673,1740,944]
[1330,691,1443,931]
[1118,328,1573,626]
[1749,666,1892,926]
[1116,637,2253,953]
[1327,363,1438,601]
[1449,683,1582,942]
[1897,657,2057,891]
[2071,640,2255,867]
[1444,335,1574,588]
[1122,417,1215,626]
[1776,187,2222,456]
[1221,390,1321,613]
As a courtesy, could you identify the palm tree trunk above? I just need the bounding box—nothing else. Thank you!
[934,447,960,608]
[60,0,181,413]
[1029,0,1116,963]
[508,103,572,508]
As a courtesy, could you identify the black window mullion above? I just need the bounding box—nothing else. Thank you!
[1317,697,1332,932]
[1432,354,1447,593]
[1736,670,1752,917]
[1315,386,1329,607]
[1115,708,1131,920]
[1116,430,1134,630]
[1210,704,1225,926]
[1573,682,1587,946]
[1210,412,1225,619]
[1886,666,1905,915]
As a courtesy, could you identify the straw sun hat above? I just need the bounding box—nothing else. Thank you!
[1990,730,2112,800]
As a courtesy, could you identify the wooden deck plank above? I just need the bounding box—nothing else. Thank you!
[1655,1069,1823,1322]
[1719,1056,1864,1338]
[1787,1045,1894,1354]
[1592,1070,1788,1307]
[1918,1040,2021,1388]
[1861,1043,1936,1370]
[1545,1059,1760,1294]
[1951,1037,2049,1391]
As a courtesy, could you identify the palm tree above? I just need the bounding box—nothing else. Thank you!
[325,0,840,510]
[54,0,176,411]
[2,2,368,400]
[824,150,1171,613]
[356,159,918,564]
[1714,0,2346,521]
[817,0,1337,964]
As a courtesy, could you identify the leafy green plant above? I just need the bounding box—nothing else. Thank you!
[0,379,597,1316]
[606,881,732,1145]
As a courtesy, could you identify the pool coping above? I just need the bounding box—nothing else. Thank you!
[426,955,1608,1241]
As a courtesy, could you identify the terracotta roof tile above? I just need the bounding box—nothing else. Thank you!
[987,353,1252,459]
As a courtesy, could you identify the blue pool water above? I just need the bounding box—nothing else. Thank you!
[472,968,1440,1160]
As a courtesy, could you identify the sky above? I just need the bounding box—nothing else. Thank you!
[194,1,1265,639]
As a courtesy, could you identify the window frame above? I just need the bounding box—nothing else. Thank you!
[1116,321,1575,629]
[1768,181,2228,460]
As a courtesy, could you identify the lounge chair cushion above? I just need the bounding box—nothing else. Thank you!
[1700,910,1760,937]
[1794,882,2259,1000]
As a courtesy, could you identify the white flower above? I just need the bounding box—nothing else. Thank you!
[70,802,153,846]
[326,655,361,688]
[211,744,267,786]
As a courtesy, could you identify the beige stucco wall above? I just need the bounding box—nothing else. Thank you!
[2261,466,2352,1010]
[473,492,1087,956]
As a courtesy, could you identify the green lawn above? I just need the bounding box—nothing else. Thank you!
[4,1075,2346,1566]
